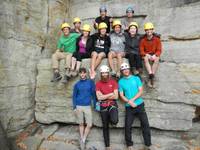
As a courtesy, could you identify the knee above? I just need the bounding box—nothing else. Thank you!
[108,53,113,59]
[87,124,92,128]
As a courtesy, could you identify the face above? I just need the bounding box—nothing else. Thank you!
[122,69,130,77]
[145,29,154,37]
[114,25,121,33]
[101,72,109,80]
[62,27,70,36]
[127,12,133,18]
[79,71,87,79]
[100,28,107,35]
[129,26,137,35]
[100,11,106,18]
[83,31,89,37]
[74,22,81,29]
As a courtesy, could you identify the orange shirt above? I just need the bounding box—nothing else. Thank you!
[140,35,162,57]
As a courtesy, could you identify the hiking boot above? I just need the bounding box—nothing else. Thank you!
[147,80,153,88]
[51,72,62,82]
[111,70,116,77]
[61,75,69,84]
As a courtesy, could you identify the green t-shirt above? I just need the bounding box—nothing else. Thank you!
[57,33,80,53]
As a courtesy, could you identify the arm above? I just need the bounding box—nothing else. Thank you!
[109,89,118,99]
[155,38,162,57]
[90,80,97,108]
[119,91,129,103]
[130,86,143,102]
[139,39,146,57]
[96,91,114,101]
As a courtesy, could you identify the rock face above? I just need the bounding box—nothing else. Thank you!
[0,0,200,148]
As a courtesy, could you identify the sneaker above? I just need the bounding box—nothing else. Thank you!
[51,72,62,82]
[80,139,85,150]
[111,70,116,77]
[61,75,69,84]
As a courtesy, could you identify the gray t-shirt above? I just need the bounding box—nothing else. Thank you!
[121,17,134,31]
[110,32,125,52]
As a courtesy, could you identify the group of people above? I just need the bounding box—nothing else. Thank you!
[51,5,162,150]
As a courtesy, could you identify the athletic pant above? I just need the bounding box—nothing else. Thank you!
[125,103,151,147]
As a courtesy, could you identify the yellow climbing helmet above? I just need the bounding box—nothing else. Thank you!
[82,24,91,32]
[61,23,70,30]
[112,20,122,28]
[73,17,81,23]
[98,22,107,29]
[129,22,138,29]
[144,22,154,30]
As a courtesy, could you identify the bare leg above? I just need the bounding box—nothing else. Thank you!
[152,57,159,74]
[143,56,152,74]
[108,51,116,71]
[82,125,92,143]
[90,52,98,74]
[76,61,81,72]
[94,52,106,70]
[71,57,77,71]
[79,124,84,140]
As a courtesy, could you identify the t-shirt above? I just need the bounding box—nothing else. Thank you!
[57,33,80,53]
[96,79,118,101]
[91,33,111,54]
[95,16,111,33]
[118,75,143,107]
[78,39,86,53]
[110,32,125,52]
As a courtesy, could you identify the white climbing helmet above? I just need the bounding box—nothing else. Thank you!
[100,65,110,73]
[120,63,130,71]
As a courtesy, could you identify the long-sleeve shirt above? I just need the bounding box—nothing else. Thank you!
[139,35,162,57]
[124,32,141,55]
[72,79,96,109]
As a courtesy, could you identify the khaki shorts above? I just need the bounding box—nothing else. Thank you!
[75,106,92,126]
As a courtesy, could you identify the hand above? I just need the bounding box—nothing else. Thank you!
[151,54,157,61]
[109,18,113,23]
[89,69,96,80]
[128,100,137,108]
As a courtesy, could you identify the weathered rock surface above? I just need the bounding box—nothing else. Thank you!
[0,1,200,149]
[35,57,196,131]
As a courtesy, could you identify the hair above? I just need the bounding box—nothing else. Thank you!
[79,67,87,73]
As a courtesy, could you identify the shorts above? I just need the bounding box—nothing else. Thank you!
[75,106,92,126]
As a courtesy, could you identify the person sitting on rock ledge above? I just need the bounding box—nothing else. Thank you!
[90,22,111,77]
[140,22,162,88]
[72,67,96,150]
[71,24,93,77]
[51,22,80,83]
[70,17,82,34]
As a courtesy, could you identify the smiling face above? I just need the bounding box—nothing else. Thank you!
[121,69,130,77]
[83,31,89,37]
[74,22,81,29]
[129,26,137,36]
[62,27,70,36]
[114,25,121,34]
[100,11,106,18]
[79,71,87,80]
[101,72,109,80]
[145,29,154,37]
[100,28,107,35]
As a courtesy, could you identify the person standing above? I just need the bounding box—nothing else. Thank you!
[96,65,119,150]
[122,6,134,32]
[73,67,96,150]
[118,63,156,150]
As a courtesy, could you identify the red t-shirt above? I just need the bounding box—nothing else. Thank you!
[140,35,162,57]
[96,79,118,101]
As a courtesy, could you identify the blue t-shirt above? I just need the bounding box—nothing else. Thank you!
[72,79,96,109]
[118,75,144,107]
